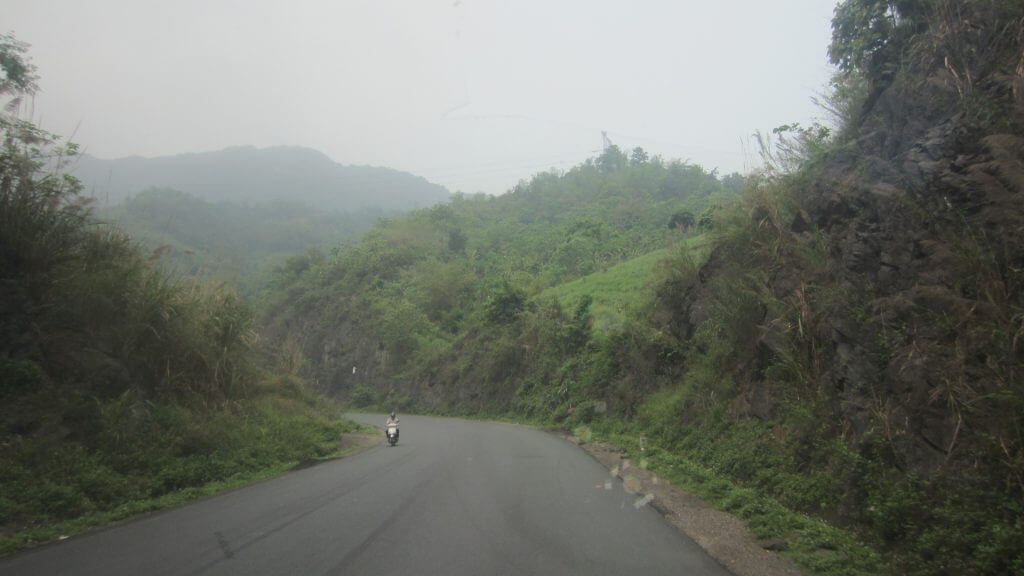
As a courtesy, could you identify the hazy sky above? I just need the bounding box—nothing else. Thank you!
[8,0,838,194]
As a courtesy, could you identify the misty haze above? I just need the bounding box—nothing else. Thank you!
[2,2,1023,576]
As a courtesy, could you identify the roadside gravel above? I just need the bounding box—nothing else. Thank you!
[576,440,806,576]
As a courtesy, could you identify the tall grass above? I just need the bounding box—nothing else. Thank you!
[0,376,353,554]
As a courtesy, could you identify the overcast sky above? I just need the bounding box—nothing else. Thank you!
[8,0,838,194]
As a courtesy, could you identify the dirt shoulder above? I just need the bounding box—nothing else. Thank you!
[574,439,805,576]
[339,432,383,452]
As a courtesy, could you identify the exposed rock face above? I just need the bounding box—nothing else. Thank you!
[689,64,1024,482]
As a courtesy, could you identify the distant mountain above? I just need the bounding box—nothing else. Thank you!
[72,146,450,212]
[97,188,390,294]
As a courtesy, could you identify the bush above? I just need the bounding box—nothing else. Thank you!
[349,384,376,408]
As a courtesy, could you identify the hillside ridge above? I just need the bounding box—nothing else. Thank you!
[72,145,450,212]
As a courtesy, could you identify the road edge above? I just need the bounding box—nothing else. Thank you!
[0,431,380,559]
[563,435,807,576]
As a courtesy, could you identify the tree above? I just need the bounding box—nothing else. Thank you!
[720,172,745,195]
[697,206,715,231]
[1,33,85,290]
[567,294,592,351]
[486,281,526,324]
[447,227,467,253]
[828,0,927,81]
[596,145,627,173]
[668,210,695,230]
[0,33,39,107]
[630,147,649,165]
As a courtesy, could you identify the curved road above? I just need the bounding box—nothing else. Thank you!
[1,414,731,576]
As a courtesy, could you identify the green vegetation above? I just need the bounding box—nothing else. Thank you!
[262,2,1024,575]
[538,233,708,335]
[0,37,359,554]
[0,384,359,554]
[588,425,884,575]
[99,188,388,294]
[5,1,1023,574]
[260,145,736,413]
[539,248,670,335]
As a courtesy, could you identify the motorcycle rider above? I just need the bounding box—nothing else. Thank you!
[384,410,399,442]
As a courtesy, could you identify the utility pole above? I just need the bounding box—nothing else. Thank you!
[601,131,614,150]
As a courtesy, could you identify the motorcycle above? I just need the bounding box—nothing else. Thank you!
[386,423,399,446]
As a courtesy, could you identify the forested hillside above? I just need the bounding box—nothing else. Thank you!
[73,145,450,211]
[83,146,449,293]
[262,1,1024,575]
[98,188,389,294]
[260,150,739,406]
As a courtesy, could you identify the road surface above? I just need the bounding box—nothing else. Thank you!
[0,413,732,576]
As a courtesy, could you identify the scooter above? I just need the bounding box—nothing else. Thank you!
[386,423,399,446]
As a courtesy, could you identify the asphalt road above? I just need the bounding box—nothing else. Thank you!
[1,413,732,576]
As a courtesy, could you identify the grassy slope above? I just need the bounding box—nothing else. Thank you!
[539,234,710,335]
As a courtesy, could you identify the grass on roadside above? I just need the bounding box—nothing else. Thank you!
[584,425,885,576]
[0,378,372,557]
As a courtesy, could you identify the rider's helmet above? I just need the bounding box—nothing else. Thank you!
[390,411,396,419]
